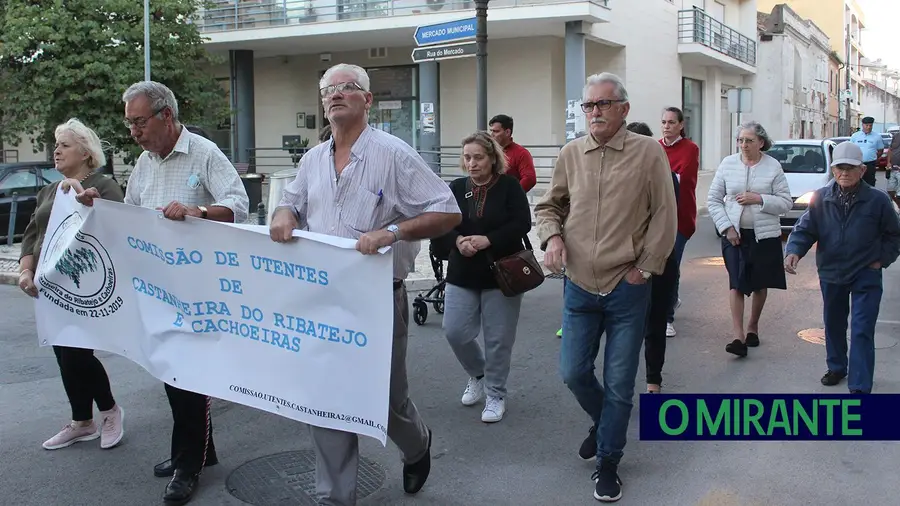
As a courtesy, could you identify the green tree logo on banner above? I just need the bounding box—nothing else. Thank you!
[55,247,99,289]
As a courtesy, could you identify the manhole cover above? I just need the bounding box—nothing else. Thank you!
[693,256,725,266]
[798,328,898,349]
[226,450,385,505]
[0,357,60,385]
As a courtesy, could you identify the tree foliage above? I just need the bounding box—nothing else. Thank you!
[0,0,228,163]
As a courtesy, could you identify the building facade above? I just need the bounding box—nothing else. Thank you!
[860,61,900,132]
[199,0,760,178]
[757,0,867,131]
[754,4,831,140]
[827,51,841,137]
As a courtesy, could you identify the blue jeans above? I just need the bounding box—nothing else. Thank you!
[666,233,689,324]
[560,277,651,466]
[820,268,883,393]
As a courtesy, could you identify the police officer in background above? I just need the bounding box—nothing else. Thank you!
[849,116,885,186]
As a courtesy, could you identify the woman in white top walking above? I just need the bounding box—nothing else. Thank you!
[707,121,792,357]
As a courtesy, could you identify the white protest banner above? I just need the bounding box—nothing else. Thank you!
[34,188,394,444]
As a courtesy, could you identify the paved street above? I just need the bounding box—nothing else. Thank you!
[2,216,899,505]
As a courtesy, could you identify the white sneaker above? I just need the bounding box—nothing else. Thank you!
[461,377,485,406]
[481,396,506,423]
[666,323,677,337]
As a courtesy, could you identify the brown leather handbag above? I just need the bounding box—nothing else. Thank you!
[486,236,545,297]
[465,178,545,297]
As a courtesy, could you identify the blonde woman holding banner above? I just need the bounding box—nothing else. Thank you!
[18,118,126,451]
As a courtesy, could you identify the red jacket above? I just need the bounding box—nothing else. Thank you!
[659,137,700,238]
[503,141,536,192]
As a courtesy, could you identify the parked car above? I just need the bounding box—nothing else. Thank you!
[768,139,838,233]
[0,162,65,243]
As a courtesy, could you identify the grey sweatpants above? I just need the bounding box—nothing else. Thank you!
[309,284,430,506]
[442,283,523,398]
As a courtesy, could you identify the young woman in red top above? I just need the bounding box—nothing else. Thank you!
[659,107,700,338]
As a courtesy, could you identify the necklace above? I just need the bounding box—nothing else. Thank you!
[75,172,92,183]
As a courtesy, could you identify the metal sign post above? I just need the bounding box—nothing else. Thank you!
[727,87,753,152]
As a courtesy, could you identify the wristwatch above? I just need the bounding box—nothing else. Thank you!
[638,268,651,280]
[198,205,208,219]
[386,224,400,243]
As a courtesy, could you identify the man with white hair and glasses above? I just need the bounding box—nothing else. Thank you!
[77,80,249,505]
[270,63,461,505]
[535,72,677,502]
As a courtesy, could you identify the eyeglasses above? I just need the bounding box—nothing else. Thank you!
[581,100,627,113]
[123,106,167,129]
[320,82,364,98]
[736,138,758,144]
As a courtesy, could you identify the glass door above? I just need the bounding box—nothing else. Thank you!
[368,99,416,148]
[366,66,419,149]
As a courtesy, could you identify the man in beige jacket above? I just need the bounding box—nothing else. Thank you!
[535,72,677,503]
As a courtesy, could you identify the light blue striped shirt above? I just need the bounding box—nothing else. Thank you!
[279,127,461,279]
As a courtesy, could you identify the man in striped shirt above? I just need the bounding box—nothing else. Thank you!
[78,81,249,506]
[270,63,461,505]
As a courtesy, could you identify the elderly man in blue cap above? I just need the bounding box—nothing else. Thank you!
[784,141,900,393]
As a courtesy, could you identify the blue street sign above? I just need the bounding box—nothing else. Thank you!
[414,17,477,47]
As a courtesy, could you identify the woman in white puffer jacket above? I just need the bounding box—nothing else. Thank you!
[707,121,792,358]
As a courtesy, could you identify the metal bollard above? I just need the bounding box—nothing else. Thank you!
[7,192,18,246]
[257,202,266,225]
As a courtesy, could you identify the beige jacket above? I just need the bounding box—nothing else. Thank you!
[534,125,678,294]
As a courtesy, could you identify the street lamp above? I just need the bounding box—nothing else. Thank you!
[475,0,488,131]
[144,0,151,81]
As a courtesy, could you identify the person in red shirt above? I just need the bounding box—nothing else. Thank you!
[489,114,537,192]
[659,107,700,338]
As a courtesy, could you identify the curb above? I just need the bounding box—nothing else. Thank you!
[0,271,18,286]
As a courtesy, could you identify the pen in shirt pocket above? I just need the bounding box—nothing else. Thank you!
[377,189,384,205]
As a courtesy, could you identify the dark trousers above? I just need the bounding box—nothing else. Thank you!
[165,383,216,474]
[53,346,115,421]
[864,161,877,187]
[644,255,680,386]
[820,268,883,393]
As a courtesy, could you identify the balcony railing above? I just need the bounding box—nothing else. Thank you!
[677,8,756,67]
[198,0,608,33]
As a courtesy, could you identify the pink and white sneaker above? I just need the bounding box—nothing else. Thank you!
[42,422,99,450]
[99,405,125,449]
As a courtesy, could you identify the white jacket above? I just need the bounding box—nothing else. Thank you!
[707,152,792,241]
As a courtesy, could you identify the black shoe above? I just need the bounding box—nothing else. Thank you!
[403,429,432,494]
[745,332,760,347]
[163,469,199,506]
[578,425,598,461]
[821,370,846,386]
[154,455,219,478]
[725,339,748,357]
[592,460,623,502]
